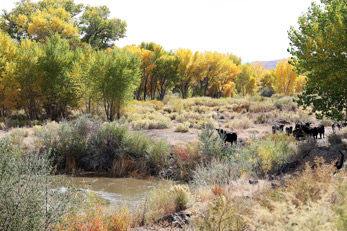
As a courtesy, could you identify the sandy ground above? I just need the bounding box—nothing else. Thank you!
[141,123,335,146]
[0,122,335,148]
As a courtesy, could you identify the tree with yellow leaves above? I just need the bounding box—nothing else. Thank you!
[0,30,18,117]
[275,58,297,96]
[175,48,199,99]
[294,76,306,94]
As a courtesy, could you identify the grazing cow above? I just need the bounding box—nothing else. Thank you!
[293,127,305,140]
[302,124,311,136]
[272,126,276,134]
[272,124,285,134]
[310,127,319,139]
[317,125,325,138]
[335,150,345,170]
[216,128,237,145]
[285,126,293,136]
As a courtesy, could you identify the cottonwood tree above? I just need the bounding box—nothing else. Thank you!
[0,0,81,41]
[38,34,80,120]
[275,58,297,96]
[91,48,141,120]
[288,0,347,121]
[14,39,43,120]
[79,5,127,49]
[0,30,18,117]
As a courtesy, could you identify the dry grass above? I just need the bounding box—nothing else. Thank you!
[225,117,253,130]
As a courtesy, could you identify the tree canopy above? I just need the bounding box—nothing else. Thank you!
[288,0,347,121]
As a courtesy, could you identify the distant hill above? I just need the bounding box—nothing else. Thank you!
[251,59,283,70]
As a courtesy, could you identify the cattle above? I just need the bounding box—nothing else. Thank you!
[272,124,285,134]
[216,128,237,145]
[335,150,345,170]
[317,125,325,138]
[293,127,305,140]
[310,127,319,139]
[285,126,293,136]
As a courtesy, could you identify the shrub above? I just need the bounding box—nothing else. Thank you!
[192,196,249,231]
[172,143,202,181]
[192,158,242,187]
[36,117,93,171]
[169,184,191,211]
[273,96,297,111]
[198,123,226,159]
[260,87,276,97]
[88,121,128,171]
[328,133,343,146]
[175,123,190,133]
[249,159,346,230]
[225,117,253,130]
[255,114,267,124]
[247,133,296,176]
[249,100,275,113]
[147,140,171,170]
[0,142,78,230]
[146,181,176,223]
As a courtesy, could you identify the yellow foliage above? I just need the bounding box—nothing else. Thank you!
[295,75,306,93]
[275,58,297,96]
[27,7,78,40]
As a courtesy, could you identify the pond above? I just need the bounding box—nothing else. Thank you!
[65,177,158,208]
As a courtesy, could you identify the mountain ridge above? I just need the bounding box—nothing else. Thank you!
[251,59,283,70]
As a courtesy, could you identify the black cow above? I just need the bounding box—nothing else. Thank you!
[310,127,319,139]
[216,128,237,145]
[293,127,305,140]
[272,124,285,134]
[317,125,325,138]
[285,126,293,136]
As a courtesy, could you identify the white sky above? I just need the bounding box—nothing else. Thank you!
[1,0,317,63]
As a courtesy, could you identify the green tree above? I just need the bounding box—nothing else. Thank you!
[0,0,82,41]
[153,52,179,100]
[235,64,256,96]
[91,48,141,120]
[79,5,127,49]
[14,39,43,120]
[288,0,347,121]
[38,34,80,120]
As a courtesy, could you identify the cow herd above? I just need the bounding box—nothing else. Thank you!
[217,121,346,145]
[273,122,325,140]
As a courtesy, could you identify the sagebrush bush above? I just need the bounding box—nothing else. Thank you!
[0,140,78,231]
[192,158,242,187]
[192,195,249,231]
[248,160,346,231]
[225,117,253,130]
[175,123,190,133]
[247,133,296,175]
[249,100,275,113]
[145,181,176,223]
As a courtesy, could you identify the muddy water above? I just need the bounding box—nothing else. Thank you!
[67,177,158,208]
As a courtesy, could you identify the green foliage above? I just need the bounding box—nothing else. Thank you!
[288,0,347,121]
[0,139,78,230]
[192,196,248,231]
[192,158,241,187]
[91,48,141,120]
[79,5,127,49]
[39,34,80,120]
[169,184,191,211]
